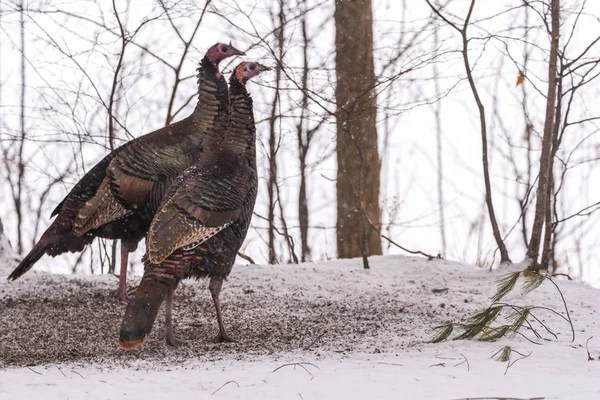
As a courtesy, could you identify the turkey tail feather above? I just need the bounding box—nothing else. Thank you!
[118,272,177,350]
[7,239,49,281]
[74,180,132,236]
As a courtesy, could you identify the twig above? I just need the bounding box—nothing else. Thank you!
[360,208,438,259]
[546,276,575,341]
[586,336,594,361]
[26,366,42,375]
[303,331,327,350]
[452,398,545,400]
[272,362,320,376]
[504,350,532,375]
[428,362,446,367]
[551,272,573,280]
[211,380,239,395]
[71,369,84,379]
[55,365,66,378]
[454,353,470,372]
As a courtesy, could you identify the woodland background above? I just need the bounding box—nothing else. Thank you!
[1,0,599,285]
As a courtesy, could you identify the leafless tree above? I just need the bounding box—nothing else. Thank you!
[334,0,382,262]
[527,0,560,271]
[426,0,511,264]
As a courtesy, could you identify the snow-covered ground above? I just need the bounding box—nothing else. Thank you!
[1,255,599,399]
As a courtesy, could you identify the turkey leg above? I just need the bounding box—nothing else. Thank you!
[165,285,181,346]
[209,276,235,343]
[116,246,129,302]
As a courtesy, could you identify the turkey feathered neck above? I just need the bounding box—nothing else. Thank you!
[192,56,229,131]
[207,75,256,166]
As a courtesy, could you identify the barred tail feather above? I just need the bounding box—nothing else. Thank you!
[7,239,48,281]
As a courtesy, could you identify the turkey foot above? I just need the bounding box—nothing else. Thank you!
[166,335,182,347]
[210,276,235,344]
[216,332,236,343]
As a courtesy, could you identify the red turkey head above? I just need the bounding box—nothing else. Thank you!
[207,42,245,73]
[234,62,272,85]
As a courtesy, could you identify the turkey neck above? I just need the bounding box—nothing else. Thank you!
[191,56,229,142]
[217,75,257,168]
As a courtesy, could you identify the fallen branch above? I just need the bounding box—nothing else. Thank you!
[26,366,42,375]
[586,337,594,361]
[273,362,319,376]
[303,330,327,350]
[211,380,239,395]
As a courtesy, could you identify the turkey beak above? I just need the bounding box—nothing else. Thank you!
[258,64,273,72]
[230,44,246,57]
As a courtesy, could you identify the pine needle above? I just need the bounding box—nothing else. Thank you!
[509,307,531,336]
[492,345,513,362]
[480,326,510,341]
[429,323,454,343]
[522,270,546,295]
[491,272,521,303]
[456,306,503,340]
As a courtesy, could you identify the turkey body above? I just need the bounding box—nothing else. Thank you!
[118,63,263,349]
[147,160,257,280]
[7,55,230,288]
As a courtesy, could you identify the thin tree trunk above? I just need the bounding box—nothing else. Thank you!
[267,0,285,264]
[540,169,554,270]
[334,0,382,260]
[459,1,511,264]
[15,1,26,254]
[297,2,311,262]
[427,0,510,264]
[541,72,563,271]
[107,0,126,152]
[528,0,560,271]
[433,24,446,256]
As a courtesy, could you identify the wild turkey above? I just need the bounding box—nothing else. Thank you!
[7,43,244,301]
[119,62,271,349]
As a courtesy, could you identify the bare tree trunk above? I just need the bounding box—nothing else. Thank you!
[540,168,554,270]
[541,72,563,271]
[433,24,446,256]
[528,0,560,271]
[427,0,511,264]
[15,1,26,254]
[297,2,311,262]
[334,0,382,260]
[458,2,510,264]
[267,0,285,264]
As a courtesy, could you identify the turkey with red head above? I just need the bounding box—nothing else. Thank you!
[7,43,244,302]
[119,62,271,349]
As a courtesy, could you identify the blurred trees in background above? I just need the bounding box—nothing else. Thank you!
[1,0,600,282]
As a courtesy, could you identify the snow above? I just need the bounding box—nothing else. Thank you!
[1,255,600,399]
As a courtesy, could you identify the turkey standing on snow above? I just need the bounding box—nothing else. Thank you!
[7,43,245,302]
[118,62,271,350]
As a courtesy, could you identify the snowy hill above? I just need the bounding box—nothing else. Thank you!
[1,256,599,399]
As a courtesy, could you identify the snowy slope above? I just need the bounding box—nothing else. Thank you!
[1,255,599,399]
